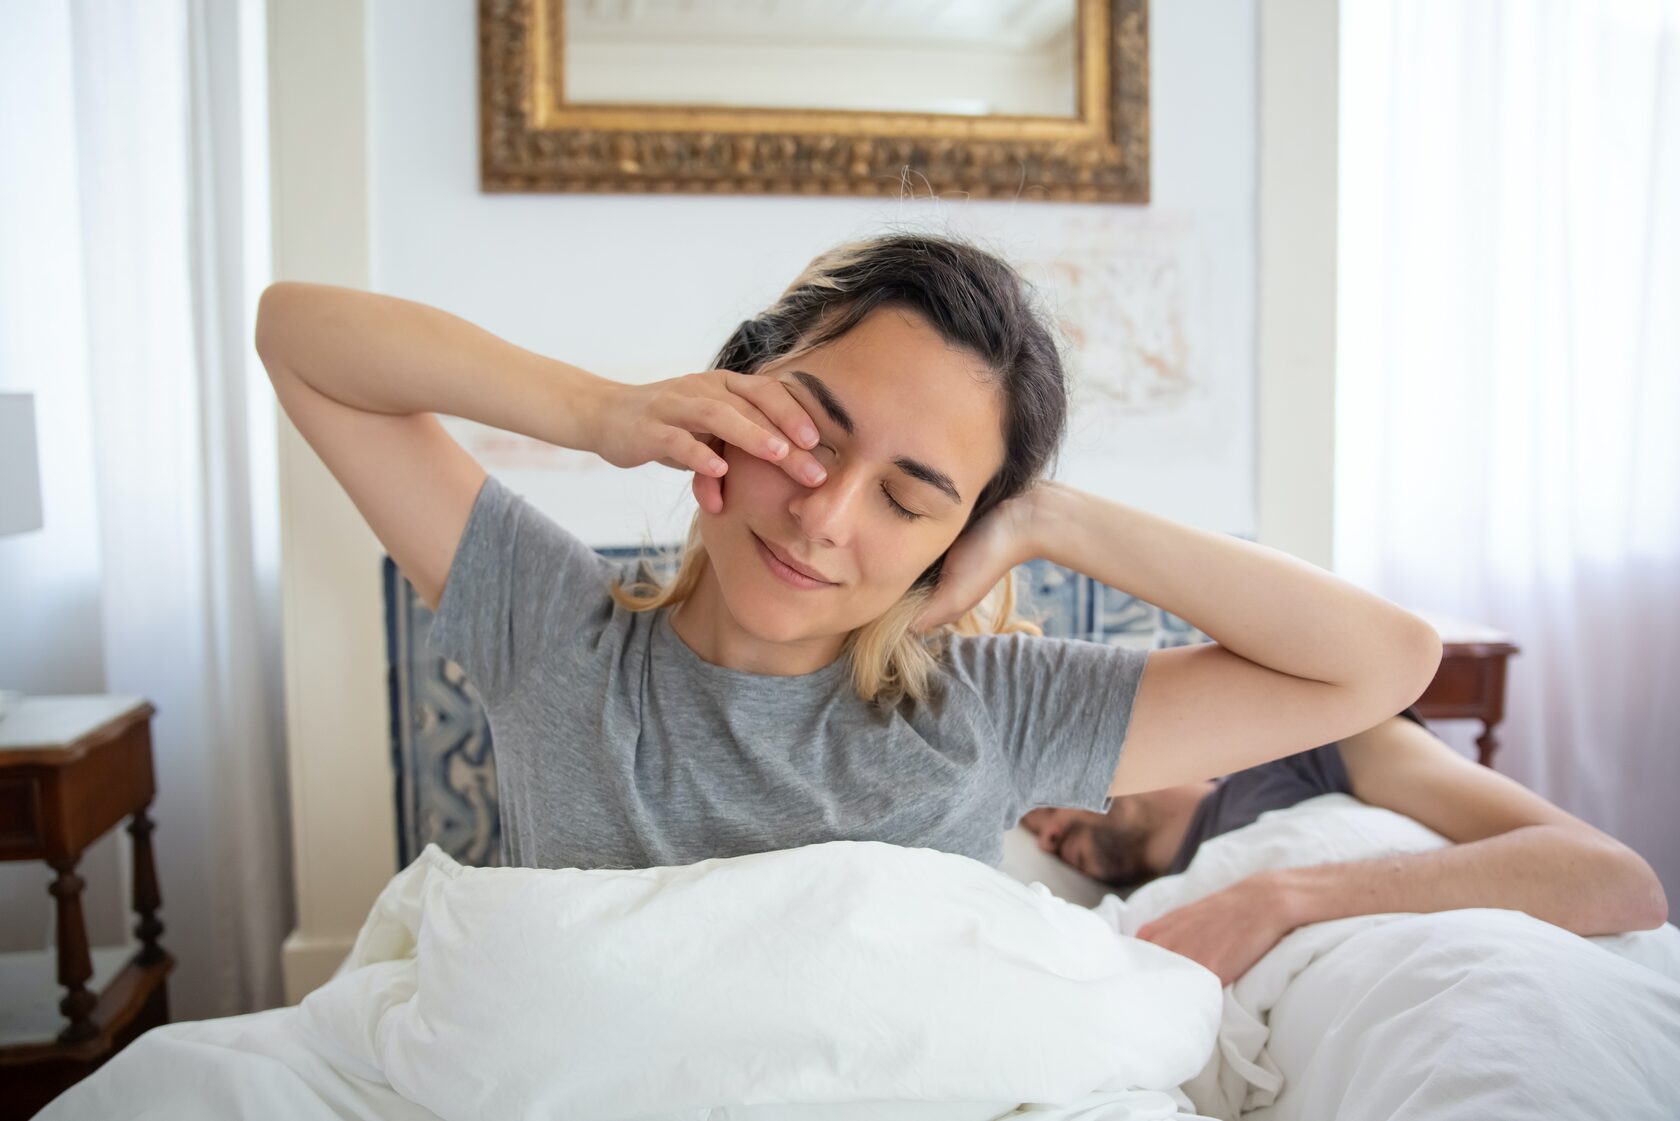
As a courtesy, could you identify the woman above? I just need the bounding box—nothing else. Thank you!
[253,231,1441,872]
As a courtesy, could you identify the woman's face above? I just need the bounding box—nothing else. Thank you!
[698,305,1008,644]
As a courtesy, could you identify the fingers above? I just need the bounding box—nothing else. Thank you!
[724,369,821,451]
[671,390,827,489]
[692,471,721,514]
[693,436,724,514]
[719,371,828,487]
[719,398,828,487]
[658,426,729,479]
[642,371,829,510]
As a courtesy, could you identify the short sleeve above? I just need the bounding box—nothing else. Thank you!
[427,473,620,706]
[1267,742,1355,797]
[942,632,1152,815]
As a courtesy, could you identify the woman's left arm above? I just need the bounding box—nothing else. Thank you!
[916,481,1442,794]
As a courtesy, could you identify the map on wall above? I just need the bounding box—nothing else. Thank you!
[1016,208,1241,475]
[1031,233,1193,413]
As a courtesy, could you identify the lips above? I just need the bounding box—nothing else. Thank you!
[755,533,835,584]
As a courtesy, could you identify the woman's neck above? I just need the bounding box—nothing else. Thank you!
[669,567,847,676]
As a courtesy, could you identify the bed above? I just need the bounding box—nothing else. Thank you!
[38,557,1680,1118]
[37,794,1680,1120]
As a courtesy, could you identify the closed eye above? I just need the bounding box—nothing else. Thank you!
[813,441,924,521]
[881,482,923,522]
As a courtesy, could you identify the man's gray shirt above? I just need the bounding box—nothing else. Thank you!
[428,473,1151,871]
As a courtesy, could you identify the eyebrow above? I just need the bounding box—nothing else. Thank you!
[784,369,964,506]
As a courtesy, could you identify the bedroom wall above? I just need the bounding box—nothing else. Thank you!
[274,0,1272,998]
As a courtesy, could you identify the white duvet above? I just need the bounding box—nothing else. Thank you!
[39,840,1220,1121]
[38,799,1680,1120]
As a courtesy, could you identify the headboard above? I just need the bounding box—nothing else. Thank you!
[382,548,1211,870]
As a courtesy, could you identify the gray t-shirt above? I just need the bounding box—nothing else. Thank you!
[427,473,1151,871]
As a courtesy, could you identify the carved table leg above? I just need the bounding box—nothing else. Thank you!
[47,856,98,1043]
[127,805,166,965]
[1476,721,1502,768]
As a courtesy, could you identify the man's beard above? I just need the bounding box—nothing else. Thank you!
[1086,820,1156,889]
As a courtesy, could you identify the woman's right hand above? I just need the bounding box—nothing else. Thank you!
[592,368,829,514]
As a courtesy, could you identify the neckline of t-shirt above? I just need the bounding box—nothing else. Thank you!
[655,606,851,689]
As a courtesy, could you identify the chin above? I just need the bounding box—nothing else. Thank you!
[734,600,810,644]
[717,555,823,640]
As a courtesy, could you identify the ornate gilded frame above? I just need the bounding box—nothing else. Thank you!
[479,0,1148,201]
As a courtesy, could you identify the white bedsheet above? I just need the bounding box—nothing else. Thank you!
[39,840,1220,1121]
[1093,795,1680,1121]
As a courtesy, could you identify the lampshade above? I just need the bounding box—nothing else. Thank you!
[0,393,44,536]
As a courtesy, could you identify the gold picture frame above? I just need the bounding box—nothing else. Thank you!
[479,0,1149,202]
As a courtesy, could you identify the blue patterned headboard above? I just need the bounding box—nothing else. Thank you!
[382,548,1211,870]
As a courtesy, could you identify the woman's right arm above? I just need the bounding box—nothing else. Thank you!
[253,282,826,612]
[255,281,615,444]
[254,281,614,612]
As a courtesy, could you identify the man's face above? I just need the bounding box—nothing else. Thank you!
[696,305,1007,644]
[1020,800,1154,887]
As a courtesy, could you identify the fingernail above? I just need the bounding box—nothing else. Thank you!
[769,438,788,456]
[805,464,826,483]
[709,458,726,474]
[799,426,818,447]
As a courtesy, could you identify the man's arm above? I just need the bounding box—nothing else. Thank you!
[1136,715,1668,985]
[1284,715,1668,935]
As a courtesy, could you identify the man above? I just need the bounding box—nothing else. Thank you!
[1020,707,1669,985]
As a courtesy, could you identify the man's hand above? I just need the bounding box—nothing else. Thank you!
[1135,872,1299,986]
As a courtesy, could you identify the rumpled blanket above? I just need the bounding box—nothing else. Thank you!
[1093,795,1680,1121]
[40,839,1223,1121]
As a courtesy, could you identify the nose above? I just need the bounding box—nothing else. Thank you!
[787,462,867,547]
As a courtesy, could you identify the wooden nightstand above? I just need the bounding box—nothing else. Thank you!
[1410,611,1522,768]
[0,695,173,1120]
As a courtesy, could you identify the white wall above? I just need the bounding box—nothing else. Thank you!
[1257,0,1338,568]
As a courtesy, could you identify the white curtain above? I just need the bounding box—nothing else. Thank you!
[1338,0,1680,904]
[0,0,292,1017]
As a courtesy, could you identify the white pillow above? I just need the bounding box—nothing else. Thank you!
[997,825,1115,909]
[300,841,1220,1121]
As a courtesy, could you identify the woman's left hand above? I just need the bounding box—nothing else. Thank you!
[910,484,1047,633]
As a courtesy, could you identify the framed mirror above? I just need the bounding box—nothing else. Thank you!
[480,0,1148,201]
